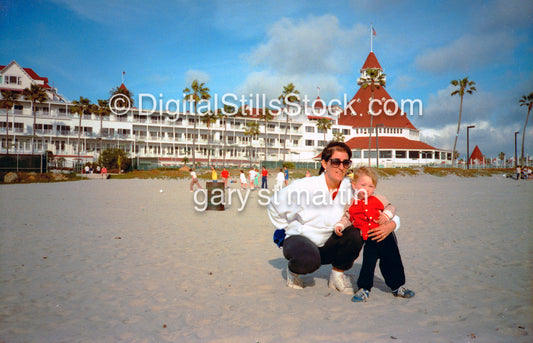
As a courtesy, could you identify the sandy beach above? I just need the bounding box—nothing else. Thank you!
[0,174,531,342]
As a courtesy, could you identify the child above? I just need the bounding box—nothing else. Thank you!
[239,170,247,189]
[211,166,218,182]
[275,168,285,191]
[254,168,260,188]
[335,166,415,302]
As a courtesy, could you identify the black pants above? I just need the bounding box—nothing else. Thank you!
[357,232,405,291]
[283,226,363,274]
[262,176,268,188]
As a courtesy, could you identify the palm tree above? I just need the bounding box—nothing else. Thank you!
[0,90,20,155]
[244,121,260,167]
[450,77,477,167]
[333,131,345,142]
[316,118,332,146]
[519,92,533,165]
[278,83,300,163]
[498,152,505,167]
[183,80,211,167]
[200,110,218,166]
[360,67,386,166]
[110,85,134,110]
[220,104,234,167]
[259,107,274,164]
[23,84,48,155]
[70,97,93,169]
[95,99,111,154]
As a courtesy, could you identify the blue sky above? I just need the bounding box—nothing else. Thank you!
[1,0,532,159]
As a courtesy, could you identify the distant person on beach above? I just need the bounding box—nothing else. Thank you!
[524,167,531,180]
[516,165,521,180]
[221,168,230,188]
[254,168,260,188]
[211,166,218,182]
[284,166,289,186]
[249,168,256,190]
[190,168,202,191]
[335,166,414,302]
[240,170,247,189]
[101,166,108,179]
[267,141,400,293]
[305,170,311,177]
[261,166,268,189]
[275,168,285,191]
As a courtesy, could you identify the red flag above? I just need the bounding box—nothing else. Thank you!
[372,26,377,36]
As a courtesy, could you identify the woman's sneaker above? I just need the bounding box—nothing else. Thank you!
[328,272,354,294]
[286,267,304,289]
[392,286,415,298]
[352,288,370,302]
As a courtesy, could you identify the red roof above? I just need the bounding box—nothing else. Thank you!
[0,64,51,88]
[339,52,416,130]
[312,96,325,109]
[345,136,439,150]
[307,115,333,121]
[339,85,417,129]
[469,145,485,163]
[361,52,382,71]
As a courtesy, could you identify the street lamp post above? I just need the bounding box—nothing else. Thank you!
[514,131,519,168]
[467,125,475,169]
[375,124,384,168]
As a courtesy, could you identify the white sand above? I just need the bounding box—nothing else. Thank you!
[0,175,531,342]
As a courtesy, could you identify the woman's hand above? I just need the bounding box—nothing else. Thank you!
[368,219,396,242]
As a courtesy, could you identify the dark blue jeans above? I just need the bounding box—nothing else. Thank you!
[357,232,405,291]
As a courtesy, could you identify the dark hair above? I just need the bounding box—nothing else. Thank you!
[318,141,352,174]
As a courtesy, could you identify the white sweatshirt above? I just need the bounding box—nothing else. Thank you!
[267,173,400,247]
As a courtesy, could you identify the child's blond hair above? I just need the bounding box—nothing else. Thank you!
[351,166,379,187]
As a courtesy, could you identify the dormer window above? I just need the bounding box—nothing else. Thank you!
[4,75,22,85]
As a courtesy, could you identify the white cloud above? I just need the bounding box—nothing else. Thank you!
[414,81,533,158]
[235,71,344,106]
[248,15,366,75]
[185,70,210,85]
[415,31,516,73]
[473,0,533,32]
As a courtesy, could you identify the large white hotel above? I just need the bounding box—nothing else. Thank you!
[0,53,451,169]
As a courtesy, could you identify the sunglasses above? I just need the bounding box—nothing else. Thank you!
[329,158,352,168]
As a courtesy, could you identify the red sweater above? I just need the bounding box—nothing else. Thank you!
[337,194,395,240]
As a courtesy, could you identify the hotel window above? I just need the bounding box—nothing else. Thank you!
[363,151,377,159]
[409,151,419,159]
[305,139,314,147]
[14,122,23,132]
[343,129,350,135]
[379,150,392,158]
[395,150,406,158]
[305,126,315,133]
[332,128,340,134]
[352,150,361,159]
